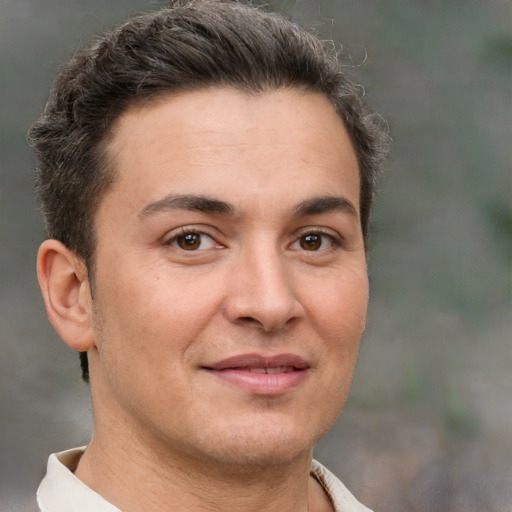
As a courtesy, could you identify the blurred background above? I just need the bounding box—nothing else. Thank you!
[0,0,510,511]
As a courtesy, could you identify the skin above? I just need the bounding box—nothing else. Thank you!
[37,88,368,511]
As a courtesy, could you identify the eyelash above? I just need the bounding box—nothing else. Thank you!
[291,229,342,252]
[164,226,342,254]
[165,227,221,251]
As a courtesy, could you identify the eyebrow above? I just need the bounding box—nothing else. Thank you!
[138,193,357,220]
[293,196,358,218]
[138,194,234,218]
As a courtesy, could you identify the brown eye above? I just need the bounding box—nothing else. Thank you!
[294,232,337,252]
[300,234,322,251]
[168,230,220,253]
[170,231,218,251]
[177,233,201,250]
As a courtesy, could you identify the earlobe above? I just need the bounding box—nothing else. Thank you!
[37,239,96,352]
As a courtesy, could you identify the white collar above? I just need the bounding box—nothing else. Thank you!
[37,447,371,512]
[37,447,120,512]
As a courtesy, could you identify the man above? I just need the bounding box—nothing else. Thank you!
[30,1,389,510]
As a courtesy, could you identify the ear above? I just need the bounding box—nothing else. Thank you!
[37,239,96,352]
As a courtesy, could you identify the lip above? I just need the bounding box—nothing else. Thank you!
[202,353,310,396]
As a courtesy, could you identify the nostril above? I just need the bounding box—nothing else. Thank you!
[235,314,299,333]
[238,316,260,325]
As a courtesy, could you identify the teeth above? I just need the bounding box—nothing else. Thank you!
[266,366,291,374]
[248,366,294,374]
[248,367,267,374]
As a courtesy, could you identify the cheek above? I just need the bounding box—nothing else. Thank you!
[94,265,225,362]
[309,268,369,397]
[311,269,369,342]
[302,272,368,439]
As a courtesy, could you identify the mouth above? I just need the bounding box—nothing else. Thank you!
[202,353,310,396]
[239,366,296,374]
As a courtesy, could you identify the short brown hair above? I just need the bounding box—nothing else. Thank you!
[29,0,389,381]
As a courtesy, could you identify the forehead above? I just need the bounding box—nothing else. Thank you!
[101,87,360,218]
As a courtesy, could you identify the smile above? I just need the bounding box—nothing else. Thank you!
[203,354,310,396]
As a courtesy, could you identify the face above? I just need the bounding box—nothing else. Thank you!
[88,88,368,468]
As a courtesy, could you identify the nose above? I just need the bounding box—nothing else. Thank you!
[223,243,304,332]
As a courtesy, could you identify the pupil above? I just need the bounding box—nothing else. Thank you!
[179,233,200,249]
[301,234,321,250]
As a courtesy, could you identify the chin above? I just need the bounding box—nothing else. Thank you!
[192,418,321,470]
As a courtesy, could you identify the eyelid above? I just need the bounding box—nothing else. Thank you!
[164,225,224,250]
[290,227,343,251]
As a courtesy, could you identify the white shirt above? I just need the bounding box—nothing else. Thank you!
[37,447,373,512]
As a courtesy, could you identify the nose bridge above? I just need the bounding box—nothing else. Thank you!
[225,234,301,331]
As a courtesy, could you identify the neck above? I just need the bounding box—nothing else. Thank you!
[75,432,316,512]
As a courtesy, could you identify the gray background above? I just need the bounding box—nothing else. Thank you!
[1,1,510,511]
